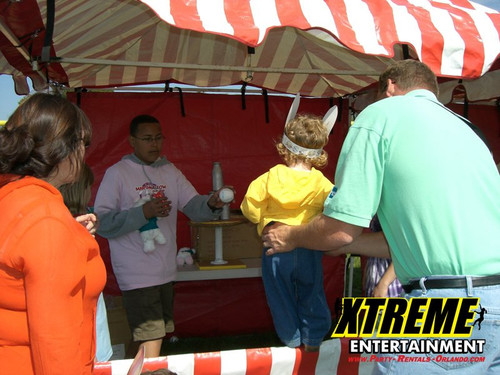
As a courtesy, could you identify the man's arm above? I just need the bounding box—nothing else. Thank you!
[182,186,235,222]
[182,194,221,222]
[97,206,148,239]
[328,231,391,258]
[262,214,363,255]
[94,167,149,239]
[373,262,397,297]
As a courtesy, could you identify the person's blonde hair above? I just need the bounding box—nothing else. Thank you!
[59,163,94,215]
[276,114,329,169]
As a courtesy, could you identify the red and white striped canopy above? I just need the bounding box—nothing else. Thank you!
[1,0,499,98]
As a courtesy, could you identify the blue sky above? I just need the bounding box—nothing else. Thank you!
[1,0,499,121]
[0,74,25,121]
[477,0,500,11]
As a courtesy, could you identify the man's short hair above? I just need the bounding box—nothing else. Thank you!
[378,60,439,96]
[130,115,160,136]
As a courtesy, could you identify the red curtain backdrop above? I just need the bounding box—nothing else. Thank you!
[68,92,500,336]
[448,102,500,160]
[68,91,349,336]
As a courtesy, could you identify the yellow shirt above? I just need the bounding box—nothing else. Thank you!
[241,164,333,235]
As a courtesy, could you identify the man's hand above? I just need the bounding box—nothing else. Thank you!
[208,186,235,210]
[143,197,172,219]
[263,215,364,256]
[261,222,295,255]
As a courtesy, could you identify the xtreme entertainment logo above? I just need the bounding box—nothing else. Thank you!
[331,297,487,362]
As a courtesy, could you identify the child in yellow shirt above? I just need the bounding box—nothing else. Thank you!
[241,97,336,351]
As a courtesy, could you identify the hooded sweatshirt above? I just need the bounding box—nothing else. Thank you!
[241,164,334,235]
[94,154,219,291]
[0,175,105,375]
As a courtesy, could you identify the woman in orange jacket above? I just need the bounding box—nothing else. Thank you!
[0,93,106,375]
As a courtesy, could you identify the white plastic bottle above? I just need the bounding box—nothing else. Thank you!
[212,162,230,220]
[212,162,223,191]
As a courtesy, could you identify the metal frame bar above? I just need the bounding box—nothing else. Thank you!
[58,57,380,76]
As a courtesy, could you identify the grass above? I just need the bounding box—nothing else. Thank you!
[160,255,363,356]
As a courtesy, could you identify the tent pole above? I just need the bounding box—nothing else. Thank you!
[0,19,47,83]
[58,57,380,76]
[41,0,55,63]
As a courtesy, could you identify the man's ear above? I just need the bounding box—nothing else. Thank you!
[385,79,397,97]
[129,135,136,148]
[387,79,408,97]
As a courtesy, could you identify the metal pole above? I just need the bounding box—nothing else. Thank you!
[58,57,380,76]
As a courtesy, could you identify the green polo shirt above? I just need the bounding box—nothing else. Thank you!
[324,90,500,284]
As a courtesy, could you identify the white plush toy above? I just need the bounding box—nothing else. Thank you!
[177,247,196,265]
[135,192,166,253]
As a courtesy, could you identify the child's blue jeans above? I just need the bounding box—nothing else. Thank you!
[261,247,332,347]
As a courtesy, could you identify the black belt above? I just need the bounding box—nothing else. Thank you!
[403,274,500,293]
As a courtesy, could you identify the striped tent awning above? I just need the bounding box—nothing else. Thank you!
[1,0,499,98]
[93,338,375,375]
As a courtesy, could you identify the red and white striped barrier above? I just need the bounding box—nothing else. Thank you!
[94,338,375,375]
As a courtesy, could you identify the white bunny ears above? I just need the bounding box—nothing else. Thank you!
[282,93,338,157]
[127,346,145,375]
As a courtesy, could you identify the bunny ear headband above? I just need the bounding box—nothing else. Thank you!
[282,93,338,157]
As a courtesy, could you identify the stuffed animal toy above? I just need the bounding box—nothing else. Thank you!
[135,191,166,253]
[177,247,196,266]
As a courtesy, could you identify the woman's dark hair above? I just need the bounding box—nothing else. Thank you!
[0,93,92,179]
[59,163,95,215]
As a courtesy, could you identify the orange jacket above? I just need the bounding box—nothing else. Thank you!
[0,175,106,375]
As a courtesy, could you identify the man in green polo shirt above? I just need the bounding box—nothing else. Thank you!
[262,60,500,374]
